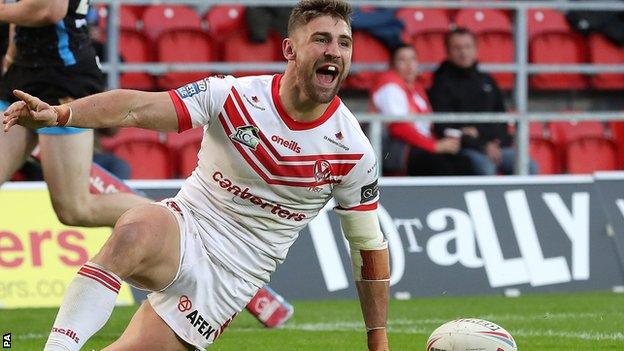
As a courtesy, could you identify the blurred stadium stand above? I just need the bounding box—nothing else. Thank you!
[34,1,622,179]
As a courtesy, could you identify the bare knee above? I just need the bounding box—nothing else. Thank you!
[92,204,180,290]
[92,214,153,279]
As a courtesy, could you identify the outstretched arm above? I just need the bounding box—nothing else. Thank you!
[0,0,69,27]
[3,89,179,132]
[337,209,390,351]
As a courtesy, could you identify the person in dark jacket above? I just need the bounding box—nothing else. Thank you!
[429,28,537,175]
[370,45,473,176]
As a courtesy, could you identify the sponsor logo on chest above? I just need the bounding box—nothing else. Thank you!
[323,133,350,151]
[271,135,301,153]
[230,125,261,150]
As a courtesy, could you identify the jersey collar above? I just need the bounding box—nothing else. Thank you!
[271,74,341,131]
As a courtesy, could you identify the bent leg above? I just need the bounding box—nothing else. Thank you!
[0,124,36,184]
[39,131,149,227]
[44,204,182,351]
[102,301,191,351]
[93,203,182,290]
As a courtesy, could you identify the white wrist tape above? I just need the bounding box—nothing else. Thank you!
[335,208,388,281]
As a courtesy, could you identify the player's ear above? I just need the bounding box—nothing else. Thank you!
[283,38,296,61]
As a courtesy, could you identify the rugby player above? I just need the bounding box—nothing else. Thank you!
[4,1,390,350]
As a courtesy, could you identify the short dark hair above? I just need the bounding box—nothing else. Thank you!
[390,44,416,67]
[287,0,353,36]
[444,27,477,51]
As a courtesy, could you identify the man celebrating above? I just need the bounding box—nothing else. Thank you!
[3,1,390,350]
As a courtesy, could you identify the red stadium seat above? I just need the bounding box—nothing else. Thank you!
[550,120,605,144]
[99,127,163,150]
[395,8,450,43]
[223,31,282,77]
[396,8,450,87]
[10,170,26,181]
[120,6,141,31]
[96,5,142,35]
[528,9,588,90]
[588,34,624,90]
[565,139,618,173]
[177,142,202,178]
[142,5,203,40]
[550,121,618,173]
[610,121,624,168]
[455,9,514,90]
[529,122,559,174]
[167,128,203,178]
[205,5,246,39]
[142,5,211,89]
[102,128,173,179]
[119,30,156,90]
[156,30,217,90]
[114,142,173,179]
[348,31,390,90]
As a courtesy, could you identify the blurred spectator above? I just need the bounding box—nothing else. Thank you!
[352,7,404,50]
[429,28,538,175]
[566,2,624,45]
[371,44,474,176]
[246,7,292,42]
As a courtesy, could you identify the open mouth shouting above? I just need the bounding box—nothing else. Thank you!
[315,63,340,88]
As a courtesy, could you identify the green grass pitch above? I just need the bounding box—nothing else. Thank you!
[1,290,622,350]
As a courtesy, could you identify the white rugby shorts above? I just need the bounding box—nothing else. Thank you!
[147,198,260,350]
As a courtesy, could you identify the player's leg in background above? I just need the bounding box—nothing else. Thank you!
[39,129,149,227]
[0,116,37,184]
[44,204,183,351]
[102,301,191,351]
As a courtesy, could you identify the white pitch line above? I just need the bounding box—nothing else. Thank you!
[14,312,624,342]
[279,324,624,341]
[390,312,616,325]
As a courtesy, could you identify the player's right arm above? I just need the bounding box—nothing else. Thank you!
[2,89,180,132]
[0,0,68,27]
[4,76,229,133]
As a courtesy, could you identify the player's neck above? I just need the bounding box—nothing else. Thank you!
[278,73,331,123]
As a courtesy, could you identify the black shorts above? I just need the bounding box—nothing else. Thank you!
[0,56,104,105]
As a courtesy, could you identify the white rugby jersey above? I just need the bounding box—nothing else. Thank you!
[168,74,379,286]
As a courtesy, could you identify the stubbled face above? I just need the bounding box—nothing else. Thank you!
[288,16,352,103]
[393,47,419,83]
[447,33,478,69]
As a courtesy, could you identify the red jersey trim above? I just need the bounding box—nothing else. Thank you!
[337,202,379,211]
[270,74,341,131]
[230,87,363,162]
[222,97,356,178]
[219,113,338,187]
[168,90,193,133]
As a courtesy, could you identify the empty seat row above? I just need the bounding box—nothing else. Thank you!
[397,8,624,90]
[100,5,623,92]
[97,120,624,179]
[98,5,281,90]
[99,127,203,179]
[530,121,624,174]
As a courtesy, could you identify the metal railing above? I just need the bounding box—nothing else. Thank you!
[93,0,624,174]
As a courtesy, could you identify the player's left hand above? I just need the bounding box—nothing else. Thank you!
[2,89,58,132]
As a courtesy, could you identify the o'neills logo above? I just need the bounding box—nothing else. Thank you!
[271,135,301,153]
[213,171,306,221]
[51,327,79,343]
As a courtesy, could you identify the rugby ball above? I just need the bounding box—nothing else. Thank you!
[426,318,517,351]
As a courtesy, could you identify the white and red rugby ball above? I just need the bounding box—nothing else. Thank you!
[426,318,517,351]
